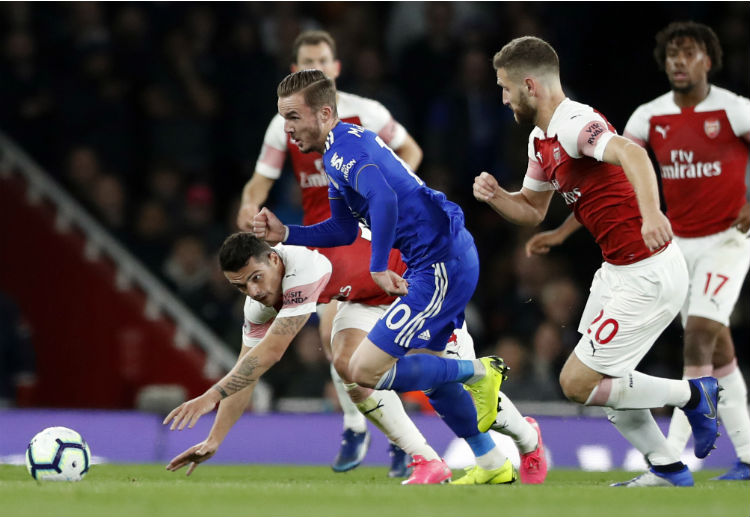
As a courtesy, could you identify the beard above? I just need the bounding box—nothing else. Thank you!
[513,93,537,126]
[669,78,697,94]
[297,125,323,154]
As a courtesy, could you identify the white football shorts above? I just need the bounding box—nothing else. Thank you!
[675,226,750,327]
[332,301,390,336]
[574,242,689,377]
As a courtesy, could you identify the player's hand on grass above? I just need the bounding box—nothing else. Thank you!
[253,207,286,245]
[732,201,750,234]
[236,202,261,232]
[163,391,221,431]
[166,439,218,476]
[640,210,673,251]
[371,270,408,296]
[473,172,500,203]
[525,230,563,257]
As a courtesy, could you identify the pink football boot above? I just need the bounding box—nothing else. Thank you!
[520,417,548,484]
[401,456,452,485]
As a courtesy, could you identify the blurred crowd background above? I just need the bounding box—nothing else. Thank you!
[1,2,749,408]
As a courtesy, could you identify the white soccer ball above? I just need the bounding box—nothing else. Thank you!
[25,426,91,482]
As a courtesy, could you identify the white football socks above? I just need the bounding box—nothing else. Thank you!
[605,407,680,466]
[586,371,691,409]
[330,364,367,433]
[354,389,439,461]
[716,361,750,463]
[492,391,538,454]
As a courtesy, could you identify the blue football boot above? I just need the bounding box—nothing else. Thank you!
[683,377,720,459]
[331,429,370,472]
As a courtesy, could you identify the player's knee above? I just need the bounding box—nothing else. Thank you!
[559,370,588,404]
[331,354,352,382]
[348,357,377,388]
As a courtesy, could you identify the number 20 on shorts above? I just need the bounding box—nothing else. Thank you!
[587,310,619,345]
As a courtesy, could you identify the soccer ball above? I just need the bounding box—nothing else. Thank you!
[25,426,91,481]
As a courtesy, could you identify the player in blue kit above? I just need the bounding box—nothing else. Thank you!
[253,69,515,485]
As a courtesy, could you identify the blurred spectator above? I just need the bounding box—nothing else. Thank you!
[64,145,103,203]
[162,234,211,312]
[126,199,172,274]
[0,291,36,407]
[540,277,583,349]
[89,173,129,239]
[142,26,219,174]
[180,183,225,250]
[396,3,461,144]
[529,322,567,400]
[0,29,56,168]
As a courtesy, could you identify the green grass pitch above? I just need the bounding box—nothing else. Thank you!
[1,464,747,516]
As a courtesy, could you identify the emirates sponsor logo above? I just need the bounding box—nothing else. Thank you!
[299,171,328,188]
[662,149,722,179]
[704,118,720,139]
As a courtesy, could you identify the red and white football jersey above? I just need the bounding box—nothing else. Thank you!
[316,227,407,306]
[624,86,750,238]
[242,244,331,347]
[255,91,408,225]
[240,242,406,347]
[523,98,656,265]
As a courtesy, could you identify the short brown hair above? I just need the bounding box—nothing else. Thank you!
[219,233,273,272]
[292,30,337,64]
[653,21,722,77]
[277,69,338,116]
[493,36,559,79]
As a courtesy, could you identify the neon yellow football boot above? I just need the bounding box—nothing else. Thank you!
[464,356,509,432]
[451,459,518,485]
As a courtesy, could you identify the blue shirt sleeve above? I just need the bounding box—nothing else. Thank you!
[353,164,397,272]
[285,196,359,248]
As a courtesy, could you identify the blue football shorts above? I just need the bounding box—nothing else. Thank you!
[368,244,479,357]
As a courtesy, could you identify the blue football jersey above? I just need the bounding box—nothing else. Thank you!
[322,122,474,270]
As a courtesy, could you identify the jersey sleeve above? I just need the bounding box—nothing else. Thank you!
[522,131,555,192]
[254,115,287,179]
[241,298,277,348]
[357,97,408,150]
[623,105,651,147]
[276,247,332,318]
[725,93,750,138]
[557,110,616,162]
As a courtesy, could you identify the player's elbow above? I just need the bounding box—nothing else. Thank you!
[337,219,358,245]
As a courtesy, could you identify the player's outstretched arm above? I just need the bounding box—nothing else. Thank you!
[525,214,582,257]
[601,135,672,251]
[473,172,554,226]
[165,345,258,475]
[163,314,310,431]
[237,174,275,231]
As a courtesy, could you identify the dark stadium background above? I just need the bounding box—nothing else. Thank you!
[1,2,748,410]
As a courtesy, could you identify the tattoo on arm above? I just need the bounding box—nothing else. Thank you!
[212,385,229,399]
[219,355,260,397]
[270,315,308,335]
[215,315,307,398]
